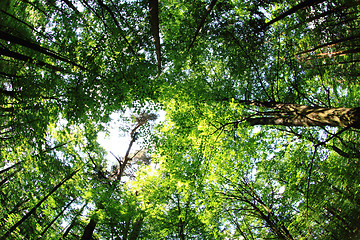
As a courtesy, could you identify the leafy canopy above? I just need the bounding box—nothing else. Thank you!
[1,0,360,239]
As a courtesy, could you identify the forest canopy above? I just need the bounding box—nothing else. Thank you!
[1,0,360,239]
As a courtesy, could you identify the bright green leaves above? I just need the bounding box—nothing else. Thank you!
[1,0,360,239]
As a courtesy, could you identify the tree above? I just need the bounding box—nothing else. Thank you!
[1,169,80,239]
[1,0,360,239]
[220,100,360,128]
[79,112,157,239]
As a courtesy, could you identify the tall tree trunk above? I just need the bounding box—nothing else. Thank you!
[0,30,85,70]
[62,202,88,239]
[0,170,17,188]
[0,162,20,175]
[296,34,360,56]
[81,218,97,240]
[240,101,360,128]
[97,0,136,55]
[262,0,326,31]
[1,169,79,239]
[62,0,80,14]
[40,198,76,237]
[0,47,64,72]
[0,198,29,225]
[178,217,185,240]
[149,0,161,71]
[188,0,217,51]
[128,217,144,240]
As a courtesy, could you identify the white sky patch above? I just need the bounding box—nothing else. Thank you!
[97,109,166,167]
[97,112,138,167]
[278,185,285,194]
[97,130,134,163]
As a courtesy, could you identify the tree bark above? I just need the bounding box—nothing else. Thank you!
[296,34,360,56]
[0,198,29,224]
[62,202,88,239]
[128,217,144,240]
[0,47,64,72]
[0,162,20,175]
[80,218,97,240]
[262,0,326,31]
[62,0,80,14]
[0,170,17,188]
[40,199,76,237]
[97,0,136,55]
[240,101,360,128]
[149,0,161,71]
[1,169,79,239]
[0,30,85,70]
[188,0,217,51]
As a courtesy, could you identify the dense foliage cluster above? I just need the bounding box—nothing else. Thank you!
[1,0,360,239]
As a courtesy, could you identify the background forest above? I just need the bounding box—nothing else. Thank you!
[1,0,360,239]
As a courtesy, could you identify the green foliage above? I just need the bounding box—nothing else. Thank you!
[1,0,360,239]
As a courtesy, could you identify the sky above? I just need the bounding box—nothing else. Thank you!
[97,110,165,167]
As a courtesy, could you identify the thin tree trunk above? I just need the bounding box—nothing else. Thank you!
[0,198,29,224]
[312,59,360,67]
[306,48,360,60]
[179,217,185,240]
[0,30,85,70]
[296,34,360,56]
[108,0,144,46]
[122,216,131,240]
[296,4,350,28]
[324,206,351,229]
[284,2,359,35]
[176,195,186,240]
[0,170,18,188]
[62,202,88,239]
[80,218,97,240]
[0,89,20,98]
[149,0,161,71]
[97,0,136,55]
[224,185,293,239]
[128,217,144,240]
[62,0,80,14]
[0,9,55,42]
[118,136,136,179]
[0,162,20,175]
[244,183,294,240]
[0,47,64,72]
[262,0,326,31]
[0,71,23,79]
[247,201,289,240]
[239,100,360,128]
[1,169,79,239]
[225,208,249,240]
[40,198,76,237]
[188,0,217,51]
[331,145,360,158]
